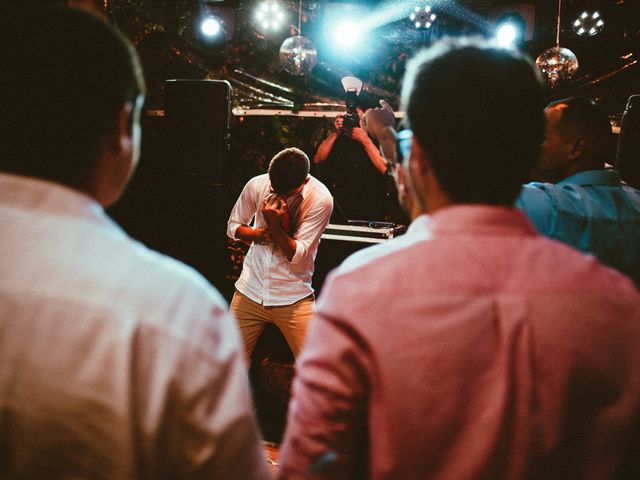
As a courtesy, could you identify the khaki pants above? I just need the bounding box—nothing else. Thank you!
[230,291,314,366]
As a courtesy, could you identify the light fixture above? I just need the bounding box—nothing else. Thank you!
[200,16,222,37]
[279,0,318,76]
[493,13,525,48]
[409,4,436,29]
[321,2,370,58]
[254,1,286,32]
[535,0,578,86]
[495,23,518,47]
[334,20,364,48]
[573,10,604,36]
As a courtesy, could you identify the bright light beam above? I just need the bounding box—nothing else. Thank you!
[495,23,518,47]
[358,0,489,33]
[200,16,221,37]
[334,21,363,48]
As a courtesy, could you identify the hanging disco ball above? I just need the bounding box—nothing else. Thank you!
[279,35,317,76]
[535,46,579,86]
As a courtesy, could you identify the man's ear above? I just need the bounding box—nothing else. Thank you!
[569,135,586,161]
[409,136,430,175]
[107,102,134,158]
[407,137,431,213]
[408,136,452,213]
[89,102,136,206]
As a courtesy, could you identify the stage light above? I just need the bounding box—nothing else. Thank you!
[409,5,436,29]
[334,20,363,49]
[200,16,221,37]
[573,10,604,36]
[496,23,518,47]
[254,1,286,32]
[320,3,373,61]
[494,13,525,47]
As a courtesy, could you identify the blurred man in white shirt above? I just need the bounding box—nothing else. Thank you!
[0,7,268,479]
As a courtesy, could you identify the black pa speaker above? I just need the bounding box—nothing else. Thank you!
[164,79,232,185]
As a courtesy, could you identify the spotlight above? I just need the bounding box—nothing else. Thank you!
[254,1,286,32]
[409,5,436,29]
[573,10,604,36]
[321,3,370,59]
[494,13,525,47]
[334,20,363,49]
[200,16,221,37]
[496,23,518,47]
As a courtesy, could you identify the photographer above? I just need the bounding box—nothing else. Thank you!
[314,107,395,221]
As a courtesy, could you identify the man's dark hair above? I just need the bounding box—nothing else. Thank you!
[402,38,545,206]
[0,7,145,190]
[547,96,613,170]
[268,148,310,195]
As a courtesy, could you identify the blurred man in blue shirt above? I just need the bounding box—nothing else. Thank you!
[517,96,640,287]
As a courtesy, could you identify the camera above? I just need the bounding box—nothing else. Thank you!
[341,89,360,132]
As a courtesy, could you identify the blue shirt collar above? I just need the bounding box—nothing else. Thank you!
[558,169,621,187]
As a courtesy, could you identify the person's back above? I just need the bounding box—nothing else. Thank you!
[279,39,640,479]
[519,172,640,286]
[0,7,268,478]
[0,175,266,478]
[288,208,640,479]
[517,97,640,286]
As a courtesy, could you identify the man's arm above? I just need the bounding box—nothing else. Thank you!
[262,191,333,264]
[262,193,297,261]
[235,225,272,244]
[361,99,397,166]
[288,195,333,265]
[227,177,272,245]
[314,117,344,164]
[350,127,389,174]
[516,184,556,235]
[278,295,370,479]
[314,132,339,164]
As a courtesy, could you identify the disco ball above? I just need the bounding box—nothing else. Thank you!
[279,35,317,76]
[535,46,579,86]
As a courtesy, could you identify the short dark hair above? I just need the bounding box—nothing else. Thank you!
[0,7,145,189]
[547,96,613,170]
[402,38,545,206]
[268,148,310,195]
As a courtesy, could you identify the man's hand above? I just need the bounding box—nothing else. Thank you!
[349,127,372,145]
[362,99,397,165]
[256,227,272,244]
[361,99,396,139]
[261,193,287,226]
[351,127,371,145]
[334,116,344,131]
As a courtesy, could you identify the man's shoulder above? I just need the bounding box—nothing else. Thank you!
[328,230,425,286]
[519,182,563,203]
[245,173,269,188]
[125,238,225,306]
[517,181,583,225]
[102,237,232,349]
[306,176,333,202]
[622,183,640,203]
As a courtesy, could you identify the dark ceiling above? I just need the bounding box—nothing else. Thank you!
[5,0,640,113]
[106,0,639,113]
